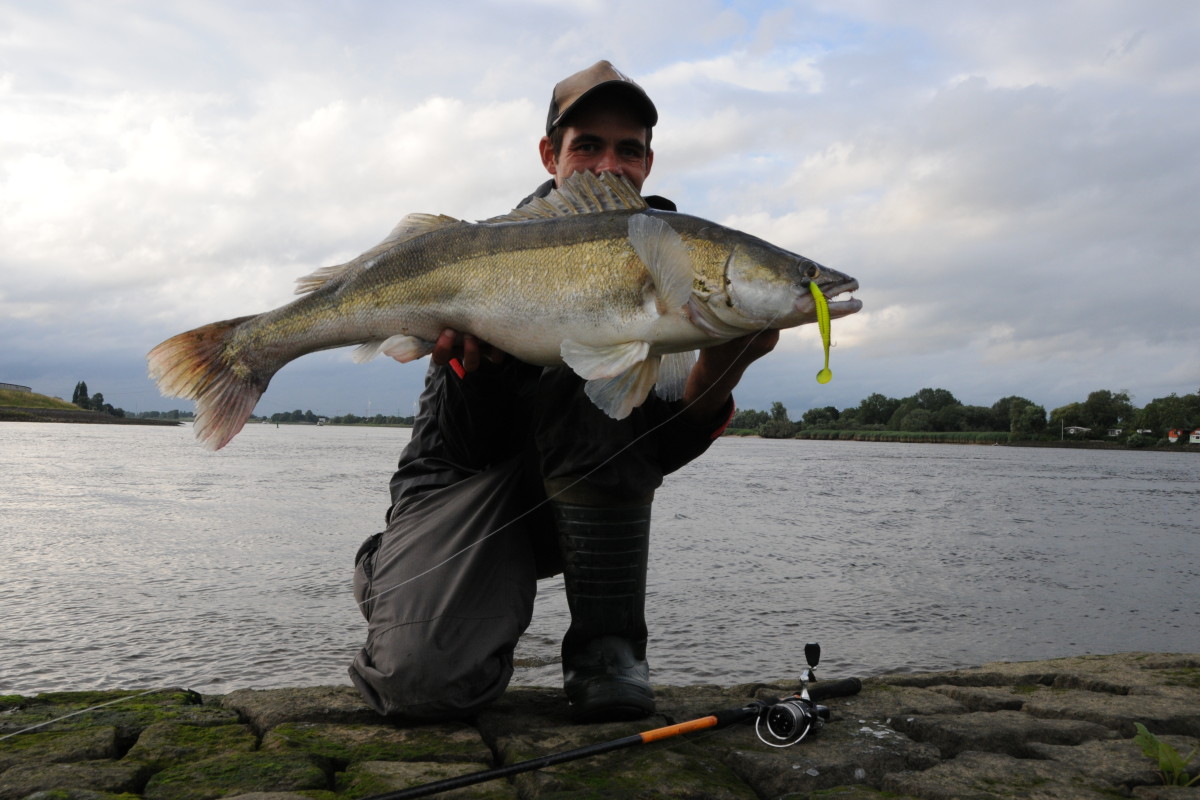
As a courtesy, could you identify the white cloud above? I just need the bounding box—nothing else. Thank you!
[1,0,1197,418]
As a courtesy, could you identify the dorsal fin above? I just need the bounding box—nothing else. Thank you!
[294,213,462,294]
[483,171,648,224]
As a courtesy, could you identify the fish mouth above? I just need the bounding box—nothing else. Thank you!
[806,277,861,319]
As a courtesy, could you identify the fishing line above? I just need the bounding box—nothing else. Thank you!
[354,316,787,613]
[15,297,823,734]
[6,328,772,734]
[8,330,773,735]
[0,672,212,742]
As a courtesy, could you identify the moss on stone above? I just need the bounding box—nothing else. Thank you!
[0,726,118,768]
[142,752,328,800]
[1162,668,1200,689]
[1,689,237,745]
[263,721,491,766]
[124,721,257,770]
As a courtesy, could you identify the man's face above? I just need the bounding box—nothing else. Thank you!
[539,102,653,192]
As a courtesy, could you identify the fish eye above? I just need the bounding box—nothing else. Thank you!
[804,264,821,280]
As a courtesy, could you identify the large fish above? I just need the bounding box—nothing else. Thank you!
[148,171,861,450]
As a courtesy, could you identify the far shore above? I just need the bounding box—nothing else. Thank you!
[4,409,1194,452]
[0,407,181,426]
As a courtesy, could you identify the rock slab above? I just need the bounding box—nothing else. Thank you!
[1,652,1197,799]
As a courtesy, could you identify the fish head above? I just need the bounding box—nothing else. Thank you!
[688,229,861,336]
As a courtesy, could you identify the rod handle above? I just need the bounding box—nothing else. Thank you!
[807,677,862,701]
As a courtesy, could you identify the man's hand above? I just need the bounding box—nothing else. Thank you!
[431,329,507,375]
[680,330,780,426]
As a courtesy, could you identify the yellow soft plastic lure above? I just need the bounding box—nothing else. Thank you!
[809,278,833,383]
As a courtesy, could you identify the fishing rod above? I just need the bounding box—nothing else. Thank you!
[363,643,861,800]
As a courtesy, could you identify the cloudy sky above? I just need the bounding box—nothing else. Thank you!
[3,0,1197,422]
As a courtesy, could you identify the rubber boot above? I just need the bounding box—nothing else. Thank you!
[554,501,656,723]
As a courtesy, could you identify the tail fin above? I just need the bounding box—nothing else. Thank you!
[147,315,267,450]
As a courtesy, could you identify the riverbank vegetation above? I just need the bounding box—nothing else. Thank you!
[8,380,1197,449]
[726,387,1200,449]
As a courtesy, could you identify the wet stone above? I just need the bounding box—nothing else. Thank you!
[142,752,328,800]
[221,687,377,734]
[124,721,258,771]
[337,760,513,799]
[0,689,236,746]
[890,709,1113,758]
[261,720,492,766]
[0,758,149,800]
[0,726,118,771]
[2,652,1198,798]
[882,750,1119,800]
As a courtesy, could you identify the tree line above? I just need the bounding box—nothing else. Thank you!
[71,381,126,418]
[728,387,1200,447]
[73,376,1198,446]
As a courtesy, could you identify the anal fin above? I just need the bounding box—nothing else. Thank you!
[584,356,661,419]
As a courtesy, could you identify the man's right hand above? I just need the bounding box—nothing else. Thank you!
[431,329,507,374]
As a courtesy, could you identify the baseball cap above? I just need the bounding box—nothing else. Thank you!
[546,60,658,134]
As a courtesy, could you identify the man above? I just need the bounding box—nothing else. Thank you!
[350,61,777,723]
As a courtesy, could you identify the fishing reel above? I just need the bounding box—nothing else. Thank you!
[755,642,832,747]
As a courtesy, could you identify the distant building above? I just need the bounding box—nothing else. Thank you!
[0,382,32,393]
[1065,426,1091,435]
[1106,428,1123,437]
[1167,429,1200,444]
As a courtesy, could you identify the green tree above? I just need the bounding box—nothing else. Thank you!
[72,381,89,407]
[912,387,959,412]
[930,404,965,432]
[1050,402,1087,429]
[857,393,901,425]
[991,396,1046,434]
[802,406,840,428]
[759,402,798,438]
[899,408,934,431]
[729,408,769,429]
[886,400,917,430]
[1136,391,1199,434]
[1082,389,1134,429]
[1013,403,1047,435]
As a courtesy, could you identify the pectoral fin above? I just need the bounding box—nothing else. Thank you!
[353,334,435,364]
[585,356,661,419]
[628,214,694,314]
[561,338,651,380]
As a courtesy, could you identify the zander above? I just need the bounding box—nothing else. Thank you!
[148,171,861,450]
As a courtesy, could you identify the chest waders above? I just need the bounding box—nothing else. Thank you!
[552,500,655,722]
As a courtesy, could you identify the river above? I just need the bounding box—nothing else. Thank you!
[1,421,1196,695]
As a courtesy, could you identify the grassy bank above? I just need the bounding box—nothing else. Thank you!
[0,388,180,427]
[0,388,78,410]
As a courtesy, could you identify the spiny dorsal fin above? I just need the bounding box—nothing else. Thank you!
[484,171,648,224]
[295,213,462,294]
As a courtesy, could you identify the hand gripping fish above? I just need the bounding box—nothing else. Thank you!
[148,171,862,450]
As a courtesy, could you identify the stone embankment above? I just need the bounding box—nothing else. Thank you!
[2,652,1198,799]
